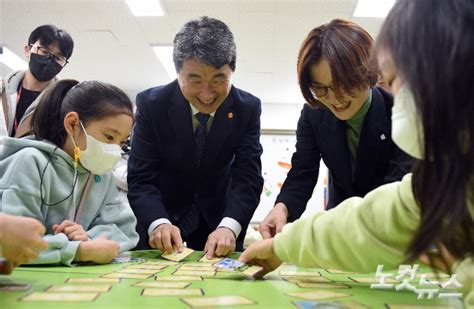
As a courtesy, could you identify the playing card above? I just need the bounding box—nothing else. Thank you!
[102,273,151,279]
[294,300,368,309]
[287,291,350,301]
[133,281,191,288]
[181,295,256,307]
[66,278,120,284]
[141,288,203,296]
[155,275,203,281]
[116,268,160,275]
[280,271,321,277]
[46,284,112,292]
[173,270,216,277]
[296,282,350,289]
[178,266,217,272]
[20,292,99,302]
[161,247,194,262]
[213,258,248,272]
[284,277,332,283]
[125,264,168,270]
[0,282,31,291]
[198,255,224,263]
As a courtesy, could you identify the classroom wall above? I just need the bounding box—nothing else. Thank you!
[251,102,328,223]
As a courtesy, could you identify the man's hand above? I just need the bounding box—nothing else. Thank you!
[149,223,184,254]
[258,203,289,239]
[239,238,283,278]
[75,237,120,264]
[0,214,48,264]
[53,220,88,241]
[204,227,236,258]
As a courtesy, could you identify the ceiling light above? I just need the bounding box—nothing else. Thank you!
[125,0,164,16]
[153,46,176,80]
[353,0,396,18]
[0,46,27,71]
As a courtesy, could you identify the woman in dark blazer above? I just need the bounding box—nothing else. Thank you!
[259,19,412,238]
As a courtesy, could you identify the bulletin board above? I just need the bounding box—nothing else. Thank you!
[251,130,328,223]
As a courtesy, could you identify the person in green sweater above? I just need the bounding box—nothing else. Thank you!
[0,79,139,266]
[259,19,412,239]
[240,0,473,305]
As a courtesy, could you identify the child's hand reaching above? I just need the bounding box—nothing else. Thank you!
[52,220,88,241]
[75,237,120,264]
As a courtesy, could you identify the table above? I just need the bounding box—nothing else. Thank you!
[0,250,464,308]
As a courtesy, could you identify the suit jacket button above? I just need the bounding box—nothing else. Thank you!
[174,215,179,221]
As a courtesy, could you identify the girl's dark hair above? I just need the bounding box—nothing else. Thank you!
[32,80,134,147]
[297,19,378,108]
[375,0,473,264]
[28,24,74,59]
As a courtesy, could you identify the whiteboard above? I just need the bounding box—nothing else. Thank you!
[251,130,328,223]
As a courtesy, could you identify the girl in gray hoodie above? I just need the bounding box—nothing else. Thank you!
[0,79,139,266]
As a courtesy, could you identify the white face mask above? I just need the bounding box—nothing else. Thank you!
[391,84,424,159]
[71,122,122,175]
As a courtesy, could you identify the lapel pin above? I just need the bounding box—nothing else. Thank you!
[227,112,234,119]
[380,134,386,140]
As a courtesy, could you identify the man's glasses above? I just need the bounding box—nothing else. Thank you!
[29,44,68,67]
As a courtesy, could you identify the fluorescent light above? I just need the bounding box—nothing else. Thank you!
[0,46,27,71]
[153,46,176,80]
[125,0,164,16]
[353,0,396,18]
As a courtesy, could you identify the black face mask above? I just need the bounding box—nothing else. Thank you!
[29,53,63,81]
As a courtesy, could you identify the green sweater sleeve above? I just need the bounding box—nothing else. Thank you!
[274,173,473,305]
[274,173,419,272]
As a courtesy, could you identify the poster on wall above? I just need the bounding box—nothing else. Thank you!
[251,130,328,223]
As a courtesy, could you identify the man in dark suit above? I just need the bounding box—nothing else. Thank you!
[258,19,412,239]
[128,16,263,258]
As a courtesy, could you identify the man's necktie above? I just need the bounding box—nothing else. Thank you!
[180,112,210,238]
[194,112,210,167]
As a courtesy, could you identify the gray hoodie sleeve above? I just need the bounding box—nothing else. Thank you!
[0,188,81,266]
[86,185,139,252]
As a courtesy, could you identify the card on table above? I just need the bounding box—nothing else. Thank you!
[125,264,168,270]
[286,290,351,301]
[178,265,217,272]
[284,277,332,284]
[110,257,145,264]
[116,268,160,275]
[294,300,368,309]
[213,258,264,278]
[173,270,216,277]
[181,295,256,307]
[326,269,355,274]
[20,292,100,302]
[213,258,248,271]
[280,271,321,277]
[296,282,350,289]
[66,278,120,284]
[161,247,194,262]
[46,284,112,293]
[198,255,224,263]
[141,288,203,296]
[102,273,151,279]
[133,281,191,289]
[155,275,203,281]
[141,261,178,266]
[0,282,31,291]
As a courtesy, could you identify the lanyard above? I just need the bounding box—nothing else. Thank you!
[13,81,24,132]
[71,173,93,222]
